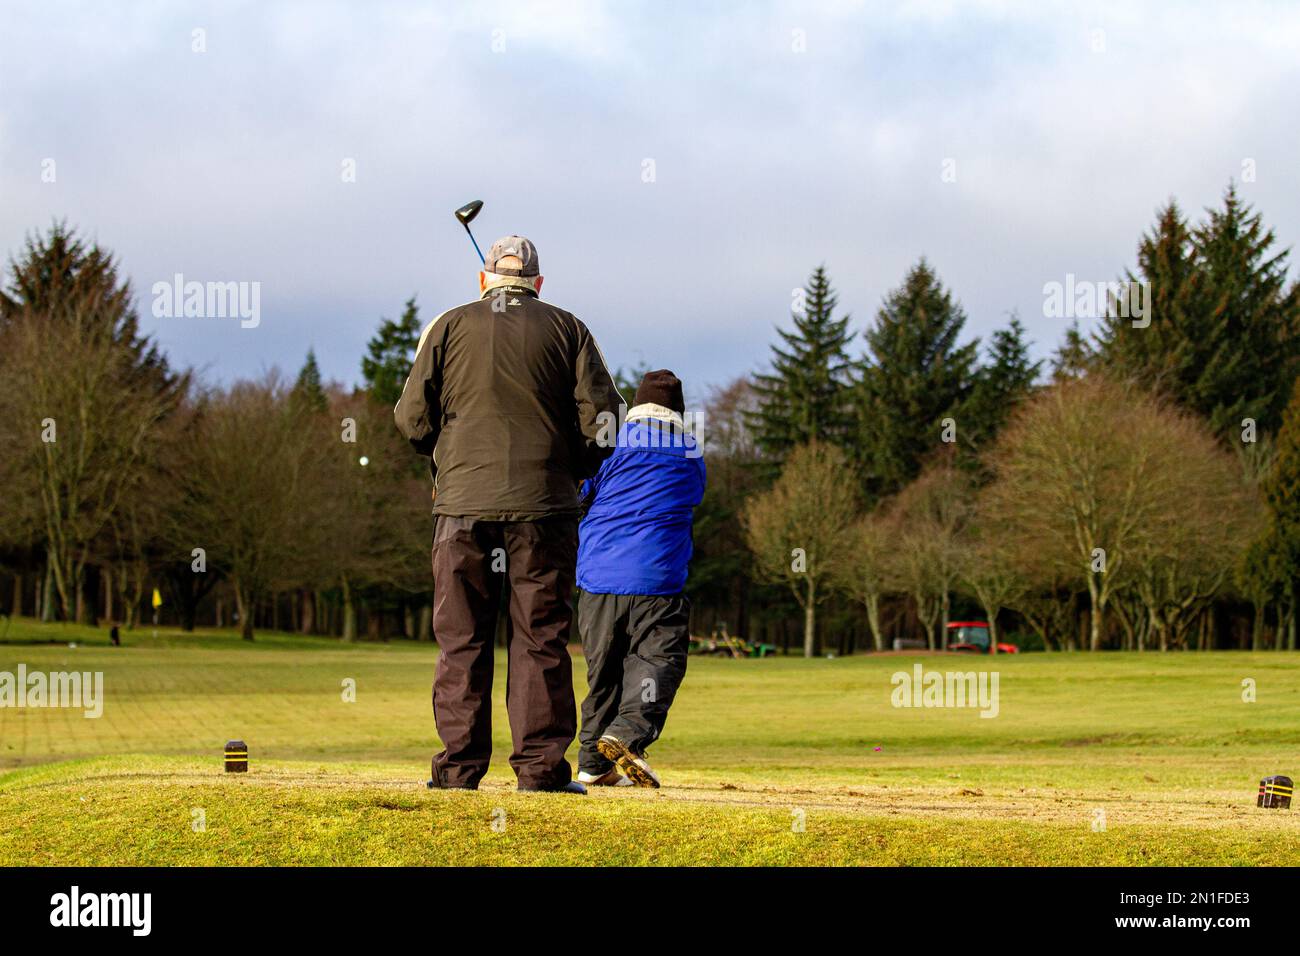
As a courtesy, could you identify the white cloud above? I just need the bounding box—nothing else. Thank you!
[1,0,1297,389]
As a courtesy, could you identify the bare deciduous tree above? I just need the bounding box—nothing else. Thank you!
[314,389,430,641]
[984,375,1253,651]
[169,376,327,640]
[743,442,859,657]
[0,300,181,621]
[956,498,1027,652]
[1123,414,1259,650]
[888,458,971,648]
[830,511,893,651]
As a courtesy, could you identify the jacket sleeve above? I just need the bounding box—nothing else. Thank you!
[572,320,624,480]
[394,315,445,468]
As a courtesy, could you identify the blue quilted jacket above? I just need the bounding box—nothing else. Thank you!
[576,409,706,595]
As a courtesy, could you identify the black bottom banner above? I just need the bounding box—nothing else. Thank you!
[0,866,1280,942]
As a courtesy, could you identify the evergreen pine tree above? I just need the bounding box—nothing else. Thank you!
[1096,187,1300,439]
[291,349,328,414]
[1095,200,1201,395]
[361,296,422,407]
[1191,184,1299,436]
[2,221,177,394]
[853,259,979,499]
[748,266,854,468]
[1050,320,1093,382]
[962,312,1041,453]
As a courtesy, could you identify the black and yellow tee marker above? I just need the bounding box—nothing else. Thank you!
[224,740,248,773]
[1258,775,1292,809]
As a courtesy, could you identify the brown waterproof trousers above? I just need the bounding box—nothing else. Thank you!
[429,515,578,790]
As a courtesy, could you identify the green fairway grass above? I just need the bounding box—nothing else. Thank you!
[2,617,1299,865]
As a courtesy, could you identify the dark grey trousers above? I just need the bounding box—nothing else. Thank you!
[577,590,690,774]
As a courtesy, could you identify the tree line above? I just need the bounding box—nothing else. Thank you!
[2,183,1298,653]
[0,225,429,640]
[711,184,1300,654]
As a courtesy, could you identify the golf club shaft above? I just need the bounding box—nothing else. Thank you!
[464,225,485,265]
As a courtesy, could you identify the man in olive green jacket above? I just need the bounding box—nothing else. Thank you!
[395,235,621,793]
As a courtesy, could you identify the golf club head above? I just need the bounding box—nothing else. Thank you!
[455,200,483,226]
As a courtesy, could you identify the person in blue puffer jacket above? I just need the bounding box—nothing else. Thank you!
[575,369,706,789]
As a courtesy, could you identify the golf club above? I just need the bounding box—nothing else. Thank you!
[455,199,485,264]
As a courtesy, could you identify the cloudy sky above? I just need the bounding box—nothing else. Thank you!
[2,0,1298,401]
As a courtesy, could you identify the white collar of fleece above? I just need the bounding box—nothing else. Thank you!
[626,402,684,429]
[480,272,541,295]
